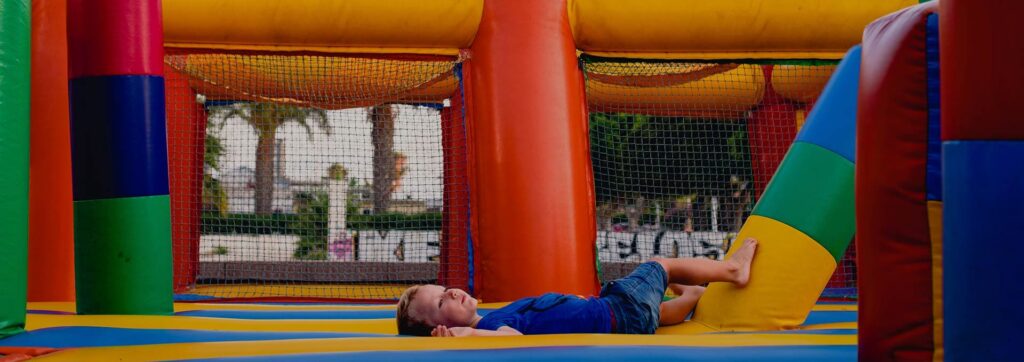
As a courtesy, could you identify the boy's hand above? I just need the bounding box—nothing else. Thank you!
[430,325,450,337]
[431,325,474,337]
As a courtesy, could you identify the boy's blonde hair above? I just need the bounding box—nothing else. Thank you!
[396,285,434,336]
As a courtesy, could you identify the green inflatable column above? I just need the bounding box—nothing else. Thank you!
[0,0,31,338]
[74,197,172,313]
[751,142,856,261]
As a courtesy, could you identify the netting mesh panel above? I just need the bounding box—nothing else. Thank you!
[165,50,466,301]
[582,57,853,296]
[823,241,857,300]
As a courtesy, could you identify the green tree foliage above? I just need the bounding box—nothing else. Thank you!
[292,190,330,260]
[589,112,752,212]
[203,112,228,214]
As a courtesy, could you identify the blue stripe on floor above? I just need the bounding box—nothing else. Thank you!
[0,327,381,348]
[803,311,857,325]
[714,329,856,335]
[174,294,219,302]
[185,345,856,362]
[172,309,855,326]
[26,309,74,315]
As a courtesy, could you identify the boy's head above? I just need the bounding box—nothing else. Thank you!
[396,284,478,336]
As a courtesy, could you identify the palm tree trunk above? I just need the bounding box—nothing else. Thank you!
[371,104,395,214]
[254,127,277,215]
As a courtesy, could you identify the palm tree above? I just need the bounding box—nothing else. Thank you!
[370,104,396,214]
[214,102,329,215]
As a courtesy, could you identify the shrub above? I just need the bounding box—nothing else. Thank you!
[293,191,329,260]
[346,212,441,231]
[200,209,443,237]
[201,212,299,234]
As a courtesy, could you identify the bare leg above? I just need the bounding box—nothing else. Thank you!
[667,283,687,297]
[651,238,757,287]
[659,284,705,326]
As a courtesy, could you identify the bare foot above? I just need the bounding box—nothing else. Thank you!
[726,238,758,287]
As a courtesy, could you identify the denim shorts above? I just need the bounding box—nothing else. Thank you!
[599,261,668,334]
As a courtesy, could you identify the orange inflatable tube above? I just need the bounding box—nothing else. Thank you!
[28,0,75,302]
[466,0,596,301]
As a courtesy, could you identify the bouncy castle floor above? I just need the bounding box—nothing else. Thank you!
[0,289,857,361]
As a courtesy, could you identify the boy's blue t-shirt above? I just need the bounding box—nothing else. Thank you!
[475,293,613,334]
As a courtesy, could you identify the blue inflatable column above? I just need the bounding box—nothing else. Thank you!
[941,1,1024,360]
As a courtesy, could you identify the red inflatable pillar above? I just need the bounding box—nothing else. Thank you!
[165,64,205,292]
[465,0,596,301]
[438,82,470,292]
[857,3,940,361]
[748,66,798,197]
[27,0,76,302]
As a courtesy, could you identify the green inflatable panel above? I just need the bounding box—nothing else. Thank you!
[0,0,31,339]
[752,142,855,261]
[74,195,173,315]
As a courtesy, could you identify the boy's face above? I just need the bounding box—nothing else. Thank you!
[410,285,478,327]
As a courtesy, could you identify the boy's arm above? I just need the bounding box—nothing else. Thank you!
[432,325,522,337]
[469,326,522,336]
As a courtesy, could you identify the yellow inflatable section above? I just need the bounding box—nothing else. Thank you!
[569,0,917,59]
[586,64,765,118]
[167,53,457,108]
[163,0,483,55]
[772,65,837,103]
[693,216,837,331]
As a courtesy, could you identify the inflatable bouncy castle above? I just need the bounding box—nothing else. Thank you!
[0,0,1020,360]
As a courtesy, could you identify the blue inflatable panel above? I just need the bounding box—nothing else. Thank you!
[190,345,856,362]
[925,14,942,201]
[0,326,377,348]
[794,46,861,163]
[794,47,860,162]
[70,75,169,201]
[943,140,1024,362]
[802,311,858,325]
